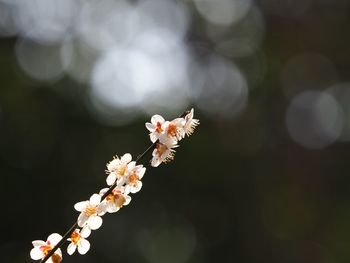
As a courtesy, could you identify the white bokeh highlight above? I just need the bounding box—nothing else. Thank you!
[286,91,343,149]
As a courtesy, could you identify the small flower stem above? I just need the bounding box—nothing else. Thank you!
[40,110,189,263]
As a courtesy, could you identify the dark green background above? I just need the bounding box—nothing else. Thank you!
[2,0,350,262]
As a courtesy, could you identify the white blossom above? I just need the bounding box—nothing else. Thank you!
[145,114,167,143]
[74,194,105,230]
[125,162,146,193]
[67,227,91,255]
[106,153,133,186]
[100,186,131,213]
[151,142,178,167]
[30,233,62,263]
[183,108,199,137]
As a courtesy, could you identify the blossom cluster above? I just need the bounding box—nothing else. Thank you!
[146,108,199,167]
[30,109,199,262]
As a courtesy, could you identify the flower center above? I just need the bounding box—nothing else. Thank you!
[129,173,137,184]
[40,244,52,256]
[84,205,97,216]
[117,164,127,176]
[156,122,163,133]
[156,143,167,157]
[167,124,177,137]
[108,192,126,208]
[70,230,81,245]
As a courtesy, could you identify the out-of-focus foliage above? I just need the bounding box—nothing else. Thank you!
[1,0,350,262]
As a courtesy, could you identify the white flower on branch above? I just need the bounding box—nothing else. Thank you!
[67,227,91,255]
[30,233,63,263]
[74,194,105,230]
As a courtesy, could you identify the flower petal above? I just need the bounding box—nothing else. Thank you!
[30,247,44,260]
[78,239,90,255]
[32,240,46,247]
[124,195,131,206]
[97,202,107,216]
[47,233,62,246]
[89,194,101,206]
[150,133,159,143]
[151,114,165,125]
[145,122,155,132]
[74,201,88,212]
[107,159,119,172]
[151,157,161,167]
[106,202,120,213]
[106,173,117,186]
[127,161,136,170]
[80,226,91,238]
[131,181,142,193]
[121,153,132,163]
[138,167,146,179]
[67,243,76,255]
[88,216,103,230]
[77,212,88,227]
[99,188,108,195]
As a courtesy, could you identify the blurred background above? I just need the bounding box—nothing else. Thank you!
[1,0,350,262]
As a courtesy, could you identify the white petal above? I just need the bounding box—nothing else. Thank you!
[151,157,161,167]
[145,122,155,132]
[99,188,109,195]
[89,194,101,205]
[77,213,88,227]
[88,216,103,230]
[97,202,107,216]
[127,161,136,170]
[117,176,126,186]
[173,117,186,126]
[80,226,91,238]
[107,202,119,213]
[106,173,117,186]
[107,158,120,171]
[121,153,132,163]
[151,114,165,124]
[138,167,146,179]
[124,195,131,206]
[30,247,44,260]
[32,240,46,247]
[124,185,131,195]
[47,233,62,246]
[78,239,90,255]
[150,133,159,143]
[134,181,142,193]
[74,201,88,212]
[67,243,77,255]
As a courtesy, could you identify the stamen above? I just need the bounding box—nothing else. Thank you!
[70,230,81,245]
[155,122,163,133]
[84,205,97,216]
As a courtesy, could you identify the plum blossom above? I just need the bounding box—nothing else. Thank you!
[151,142,178,167]
[74,194,105,230]
[106,153,133,186]
[164,118,186,142]
[67,227,91,255]
[30,233,62,263]
[145,114,167,142]
[125,163,146,193]
[183,108,199,137]
[100,186,131,213]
